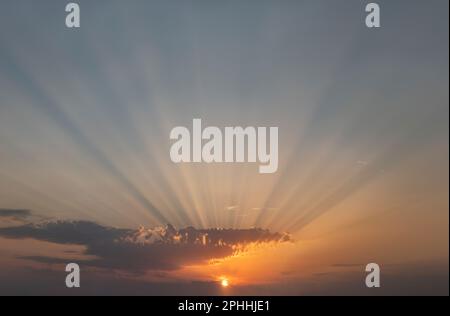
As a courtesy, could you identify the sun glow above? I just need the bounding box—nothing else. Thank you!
[221,278,229,287]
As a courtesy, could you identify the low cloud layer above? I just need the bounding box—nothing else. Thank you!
[0,217,290,273]
[0,209,33,227]
[0,209,31,220]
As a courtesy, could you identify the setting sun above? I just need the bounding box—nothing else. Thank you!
[221,278,229,288]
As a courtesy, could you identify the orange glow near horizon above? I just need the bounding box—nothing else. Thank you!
[165,241,301,287]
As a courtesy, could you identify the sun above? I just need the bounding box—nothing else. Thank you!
[221,278,230,288]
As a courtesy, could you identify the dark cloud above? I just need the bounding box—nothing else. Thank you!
[0,220,290,273]
[0,220,130,244]
[0,209,31,220]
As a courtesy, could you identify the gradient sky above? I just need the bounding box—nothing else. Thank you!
[0,0,448,295]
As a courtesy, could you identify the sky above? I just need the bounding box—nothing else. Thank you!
[0,0,448,295]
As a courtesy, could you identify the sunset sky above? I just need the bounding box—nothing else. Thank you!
[0,0,448,295]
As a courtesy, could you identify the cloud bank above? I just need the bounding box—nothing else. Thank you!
[0,217,290,273]
[0,209,31,220]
